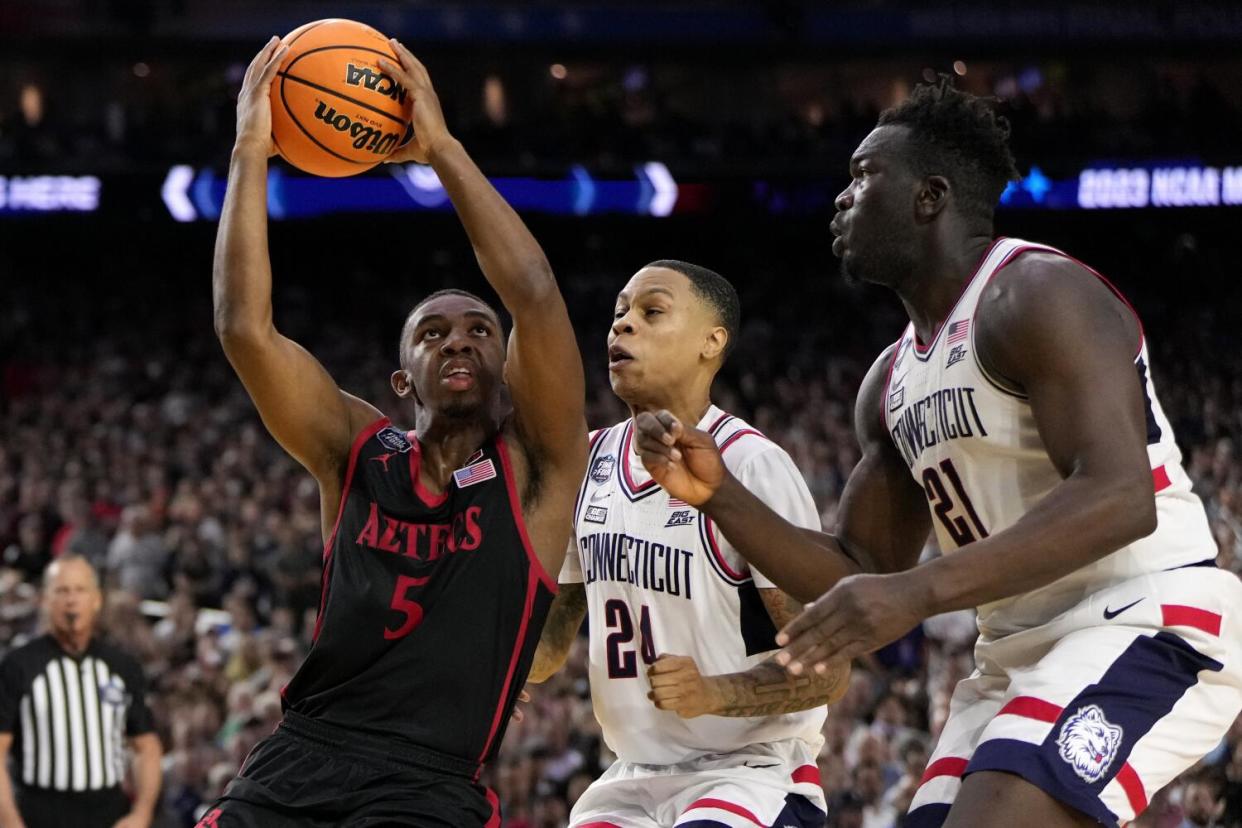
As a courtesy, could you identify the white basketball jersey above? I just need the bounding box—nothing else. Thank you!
[561,406,827,765]
[881,237,1216,639]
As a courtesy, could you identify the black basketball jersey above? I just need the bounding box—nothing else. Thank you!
[281,417,557,769]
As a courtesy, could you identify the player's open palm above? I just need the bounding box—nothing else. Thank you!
[634,411,725,507]
[775,572,926,675]
[235,36,288,155]
[378,40,453,164]
[647,654,720,719]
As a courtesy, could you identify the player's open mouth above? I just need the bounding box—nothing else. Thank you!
[608,345,633,369]
[441,361,476,389]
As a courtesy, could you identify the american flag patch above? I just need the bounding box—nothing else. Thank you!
[946,320,970,344]
[669,497,688,508]
[453,458,497,488]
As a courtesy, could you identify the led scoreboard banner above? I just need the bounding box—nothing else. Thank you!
[2,159,1242,219]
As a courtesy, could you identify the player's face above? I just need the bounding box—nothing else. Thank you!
[831,125,921,287]
[395,295,506,417]
[44,558,103,641]
[608,268,720,403]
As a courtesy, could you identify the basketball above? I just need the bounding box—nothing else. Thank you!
[270,19,412,177]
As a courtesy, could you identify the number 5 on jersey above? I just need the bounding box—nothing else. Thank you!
[605,599,657,678]
[386,574,430,639]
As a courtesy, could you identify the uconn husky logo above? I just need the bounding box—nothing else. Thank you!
[1056,705,1124,783]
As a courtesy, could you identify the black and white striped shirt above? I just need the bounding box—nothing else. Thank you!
[0,635,153,792]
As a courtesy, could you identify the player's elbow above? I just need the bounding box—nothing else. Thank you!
[1107,472,1158,543]
[213,311,271,351]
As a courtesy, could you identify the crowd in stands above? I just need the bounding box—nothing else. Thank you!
[2,218,1241,826]
[3,45,1242,176]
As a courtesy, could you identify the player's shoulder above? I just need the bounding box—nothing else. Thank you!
[709,410,787,471]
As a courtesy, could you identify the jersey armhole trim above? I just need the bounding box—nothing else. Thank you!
[699,515,751,585]
[406,435,450,509]
[495,433,559,595]
[879,339,904,431]
[313,415,390,641]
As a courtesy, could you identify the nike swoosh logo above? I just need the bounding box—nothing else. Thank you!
[590,490,611,502]
[743,762,779,769]
[1103,598,1144,620]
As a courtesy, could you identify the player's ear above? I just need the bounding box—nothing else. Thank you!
[391,369,420,404]
[701,326,728,362]
[917,175,950,222]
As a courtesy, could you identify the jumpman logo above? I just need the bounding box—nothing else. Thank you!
[371,452,397,471]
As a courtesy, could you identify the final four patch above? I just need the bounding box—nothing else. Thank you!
[590,455,616,484]
[376,427,414,453]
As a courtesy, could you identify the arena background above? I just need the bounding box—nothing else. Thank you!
[2,1,1242,825]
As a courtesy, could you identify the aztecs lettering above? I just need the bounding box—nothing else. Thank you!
[312,101,402,155]
[579,532,694,600]
[354,502,483,562]
[889,386,988,468]
[345,63,408,103]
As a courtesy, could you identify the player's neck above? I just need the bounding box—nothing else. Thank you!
[414,415,497,486]
[626,395,713,446]
[897,234,994,344]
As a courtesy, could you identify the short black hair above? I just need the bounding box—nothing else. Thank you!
[645,259,740,358]
[400,288,502,355]
[878,74,1021,220]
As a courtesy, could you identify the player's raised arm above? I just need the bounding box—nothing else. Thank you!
[634,346,931,602]
[213,38,381,489]
[379,42,587,477]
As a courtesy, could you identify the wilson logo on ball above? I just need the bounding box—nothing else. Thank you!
[344,63,407,103]
[312,101,402,155]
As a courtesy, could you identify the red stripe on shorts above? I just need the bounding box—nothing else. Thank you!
[683,798,764,826]
[485,788,501,828]
[919,756,970,786]
[998,696,1064,722]
[1115,762,1148,815]
[1152,465,1171,493]
[791,764,821,785]
[1161,604,1221,636]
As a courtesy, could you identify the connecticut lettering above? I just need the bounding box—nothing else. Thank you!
[580,533,694,600]
[354,502,483,562]
[890,387,988,467]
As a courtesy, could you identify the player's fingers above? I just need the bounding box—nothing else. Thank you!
[518,689,531,703]
[781,622,848,675]
[648,654,690,673]
[245,36,280,79]
[259,45,289,84]
[636,411,675,445]
[390,39,431,83]
[376,57,414,90]
[648,672,686,690]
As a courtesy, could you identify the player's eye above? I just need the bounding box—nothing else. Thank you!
[472,325,489,335]
[644,307,662,317]
[613,308,627,319]
[422,329,440,340]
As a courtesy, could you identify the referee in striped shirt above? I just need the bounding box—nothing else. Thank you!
[0,555,162,828]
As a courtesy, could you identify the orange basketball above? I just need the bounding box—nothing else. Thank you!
[270,19,412,177]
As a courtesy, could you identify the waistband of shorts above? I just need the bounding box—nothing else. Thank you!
[279,709,482,779]
[15,784,126,803]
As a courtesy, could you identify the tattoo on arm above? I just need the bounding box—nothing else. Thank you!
[704,587,849,718]
[528,582,587,682]
[710,657,848,718]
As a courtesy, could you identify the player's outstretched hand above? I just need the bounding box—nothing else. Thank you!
[378,40,454,164]
[634,411,725,507]
[235,36,289,156]
[775,572,928,675]
[510,688,532,723]
[647,654,720,719]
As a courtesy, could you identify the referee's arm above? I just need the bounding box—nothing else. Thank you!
[0,732,27,828]
[118,733,161,828]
